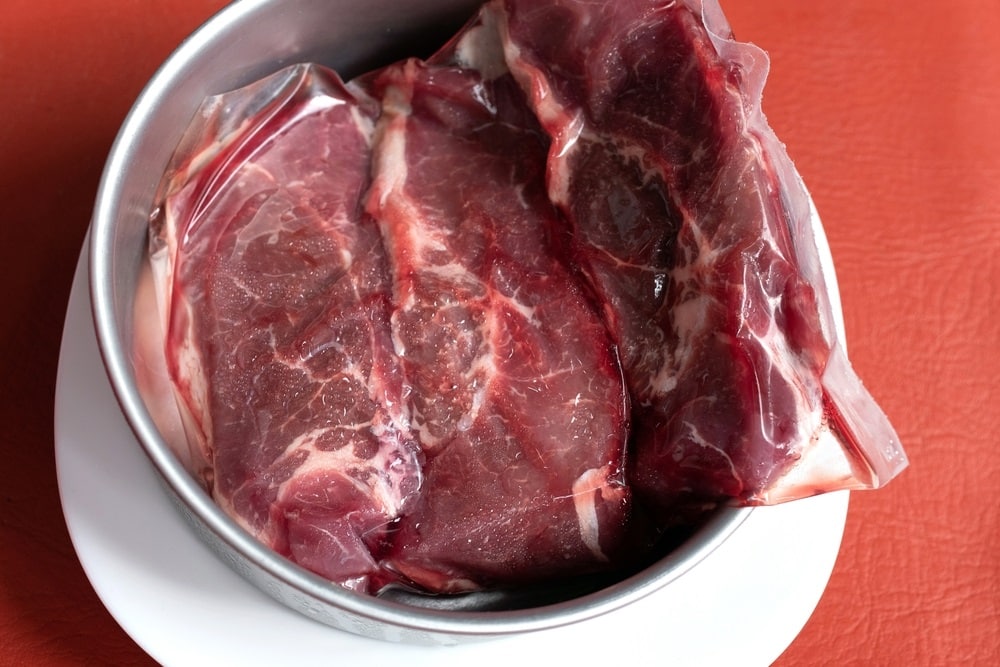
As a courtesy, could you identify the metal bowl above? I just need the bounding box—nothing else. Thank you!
[89,0,752,645]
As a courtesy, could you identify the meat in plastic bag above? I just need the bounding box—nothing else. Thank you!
[146,67,425,592]
[137,0,908,595]
[144,59,633,593]
[491,0,907,512]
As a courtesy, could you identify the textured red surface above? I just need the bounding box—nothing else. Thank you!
[0,0,996,664]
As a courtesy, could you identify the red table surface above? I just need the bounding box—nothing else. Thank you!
[1,1,997,664]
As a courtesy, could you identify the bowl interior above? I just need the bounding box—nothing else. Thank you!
[89,0,752,642]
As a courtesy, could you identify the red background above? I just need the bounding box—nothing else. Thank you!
[1,0,997,664]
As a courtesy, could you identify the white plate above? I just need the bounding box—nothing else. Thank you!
[55,244,848,667]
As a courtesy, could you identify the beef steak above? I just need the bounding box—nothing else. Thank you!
[153,65,422,591]
[362,46,631,591]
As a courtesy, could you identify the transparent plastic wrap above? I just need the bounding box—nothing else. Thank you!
[134,0,906,596]
[491,0,906,510]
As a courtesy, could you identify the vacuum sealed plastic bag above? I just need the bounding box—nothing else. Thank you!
[490,0,908,510]
[136,0,907,595]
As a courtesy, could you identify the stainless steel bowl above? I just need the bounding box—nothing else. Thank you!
[89,0,752,645]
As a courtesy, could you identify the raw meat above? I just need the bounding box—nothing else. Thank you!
[145,0,908,597]
[492,0,906,510]
[149,65,423,592]
[151,52,633,594]
[361,39,631,592]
